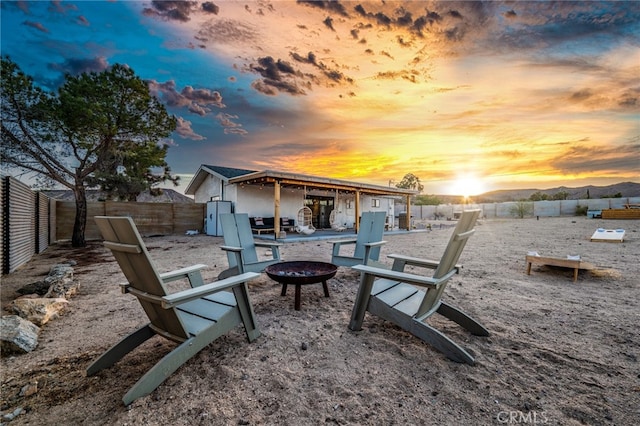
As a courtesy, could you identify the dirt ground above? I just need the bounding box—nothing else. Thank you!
[1,216,638,425]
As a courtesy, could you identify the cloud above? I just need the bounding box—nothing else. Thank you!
[216,113,248,135]
[23,21,49,33]
[175,117,205,140]
[147,79,225,115]
[143,1,199,22]
[76,16,90,26]
[48,56,109,75]
[201,2,219,15]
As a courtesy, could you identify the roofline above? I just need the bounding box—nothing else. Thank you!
[229,170,418,196]
[185,165,253,195]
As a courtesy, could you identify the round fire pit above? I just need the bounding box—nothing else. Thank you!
[265,261,337,310]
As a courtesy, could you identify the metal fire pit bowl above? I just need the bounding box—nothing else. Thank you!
[265,261,337,310]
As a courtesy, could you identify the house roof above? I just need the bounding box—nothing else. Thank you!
[229,170,418,197]
[184,164,256,195]
[186,164,417,197]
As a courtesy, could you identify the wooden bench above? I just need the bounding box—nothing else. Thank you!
[525,255,595,282]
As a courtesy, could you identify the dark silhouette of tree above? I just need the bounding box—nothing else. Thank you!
[1,57,176,246]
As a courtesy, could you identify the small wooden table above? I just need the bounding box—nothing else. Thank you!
[526,255,594,282]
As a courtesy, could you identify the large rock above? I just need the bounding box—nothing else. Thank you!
[43,264,78,299]
[0,315,40,355]
[10,298,69,326]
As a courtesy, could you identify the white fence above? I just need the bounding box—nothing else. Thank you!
[401,197,640,221]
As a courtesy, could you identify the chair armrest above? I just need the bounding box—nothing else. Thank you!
[220,245,243,253]
[387,253,460,274]
[328,238,357,246]
[363,241,387,248]
[161,272,260,308]
[255,242,282,248]
[159,264,208,282]
[159,264,208,288]
[351,264,455,289]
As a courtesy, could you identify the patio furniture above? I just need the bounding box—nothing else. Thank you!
[296,206,316,235]
[88,216,261,405]
[330,211,386,267]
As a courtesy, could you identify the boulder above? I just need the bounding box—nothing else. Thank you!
[0,315,40,355]
[43,264,78,299]
[11,298,69,326]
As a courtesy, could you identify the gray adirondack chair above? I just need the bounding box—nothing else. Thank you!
[349,209,488,364]
[218,213,282,279]
[87,216,261,405]
[330,211,387,267]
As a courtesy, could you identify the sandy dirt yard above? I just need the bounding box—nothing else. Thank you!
[1,216,638,425]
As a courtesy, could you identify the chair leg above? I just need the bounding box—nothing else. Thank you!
[437,301,490,336]
[348,273,375,331]
[86,325,155,376]
[121,334,208,406]
[232,284,261,342]
[409,319,476,365]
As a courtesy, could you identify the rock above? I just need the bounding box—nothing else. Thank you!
[0,315,40,354]
[16,281,50,296]
[43,264,78,299]
[10,298,69,326]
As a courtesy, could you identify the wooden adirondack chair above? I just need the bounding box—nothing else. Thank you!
[87,216,261,405]
[349,209,488,365]
[330,211,387,267]
[218,213,282,279]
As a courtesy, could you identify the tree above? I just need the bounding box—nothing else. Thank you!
[396,173,424,192]
[510,200,533,218]
[1,57,176,247]
[414,194,442,205]
[87,141,179,201]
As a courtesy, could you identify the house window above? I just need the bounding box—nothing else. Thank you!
[346,200,353,209]
[371,199,380,208]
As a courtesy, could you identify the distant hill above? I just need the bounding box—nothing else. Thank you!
[43,188,194,203]
[468,182,640,203]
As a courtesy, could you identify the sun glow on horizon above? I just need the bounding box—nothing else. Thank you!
[449,174,487,197]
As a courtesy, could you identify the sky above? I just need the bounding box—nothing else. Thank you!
[1,0,639,196]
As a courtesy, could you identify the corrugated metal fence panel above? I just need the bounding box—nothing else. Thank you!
[7,177,36,273]
[1,177,5,276]
[49,199,57,245]
[36,192,50,253]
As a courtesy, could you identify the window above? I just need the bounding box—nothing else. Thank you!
[371,199,380,207]
[346,200,353,209]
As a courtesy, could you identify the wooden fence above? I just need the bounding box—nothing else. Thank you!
[1,176,205,274]
[55,201,205,240]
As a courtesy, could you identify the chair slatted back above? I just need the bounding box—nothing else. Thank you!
[220,213,259,268]
[417,209,481,317]
[354,211,386,260]
[95,216,189,340]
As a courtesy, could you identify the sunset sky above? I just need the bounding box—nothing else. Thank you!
[2,1,639,195]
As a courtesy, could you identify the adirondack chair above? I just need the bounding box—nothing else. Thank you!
[87,216,261,405]
[330,211,387,267]
[349,209,488,365]
[218,213,282,279]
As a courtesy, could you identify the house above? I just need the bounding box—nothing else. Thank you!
[184,165,417,235]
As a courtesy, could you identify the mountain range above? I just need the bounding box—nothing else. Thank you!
[466,181,640,203]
